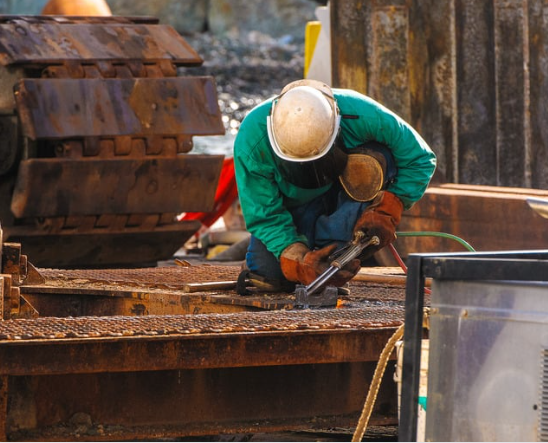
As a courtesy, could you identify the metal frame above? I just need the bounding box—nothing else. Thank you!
[399,249,548,441]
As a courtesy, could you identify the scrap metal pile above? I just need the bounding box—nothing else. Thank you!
[0,14,416,442]
[0,226,411,441]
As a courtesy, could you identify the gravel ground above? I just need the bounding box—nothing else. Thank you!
[178,32,306,156]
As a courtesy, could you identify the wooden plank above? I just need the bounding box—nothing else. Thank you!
[10,155,224,217]
[14,77,224,140]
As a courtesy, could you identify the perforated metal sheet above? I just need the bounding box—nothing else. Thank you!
[39,264,240,290]
[0,306,403,342]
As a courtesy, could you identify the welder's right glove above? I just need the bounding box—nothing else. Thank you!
[353,191,404,257]
[280,242,361,287]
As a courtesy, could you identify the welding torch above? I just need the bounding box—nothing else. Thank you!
[304,232,380,295]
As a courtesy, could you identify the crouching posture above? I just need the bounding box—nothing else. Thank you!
[233,79,436,293]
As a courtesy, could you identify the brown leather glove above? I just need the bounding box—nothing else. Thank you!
[280,242,361,286]
[353,191,404,251]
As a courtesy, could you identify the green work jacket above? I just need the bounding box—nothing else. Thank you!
[233,88,437,259]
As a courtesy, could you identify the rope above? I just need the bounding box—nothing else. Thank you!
[352,323,404,442]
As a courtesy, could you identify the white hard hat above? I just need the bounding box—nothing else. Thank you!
[267,80,340,162]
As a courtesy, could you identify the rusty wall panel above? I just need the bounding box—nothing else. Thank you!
[455,0,497,184]
[15,77,224,140]
[528,1,548,189]
[330,0,369,94]
[408,1,456,183]
[494,0,528,187]
[331,0,548,189]
[11,155,224,217]
[370,5,410,121]
[397,184,548,256]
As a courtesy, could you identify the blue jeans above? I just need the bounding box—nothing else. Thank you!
[245,183,372,282]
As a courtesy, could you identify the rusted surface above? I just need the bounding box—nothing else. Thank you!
[0,306,402,346]
[7,221,202,268]
[0,244,406,440]
[0,15,225,267]
[397,184,548,256]
[11,156,224,217]
[5,362,397,442]
[14,77,223,139]
[18,264,410,316]
[39,264,242,288]
[0,16,202,67]
[330,0,548,189]
[0,309,401,441]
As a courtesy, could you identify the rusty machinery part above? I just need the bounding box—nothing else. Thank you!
[0,229,43,319]
[0,15,225,267]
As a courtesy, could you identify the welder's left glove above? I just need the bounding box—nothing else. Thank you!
[280,242,360,287]
[353,191,404,255]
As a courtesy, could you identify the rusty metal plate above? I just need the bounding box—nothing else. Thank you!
[17,265,409,315]
[0,19,202,67]
[14,77,224,140]
[39,265,242,289]
[0,306,404,343]
[397,184,548,256]
[7,221,201,268]
[3,363,397,441]
[11,155,224,218]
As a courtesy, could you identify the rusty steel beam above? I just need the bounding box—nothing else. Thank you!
[0,310,401,441]
[16,264,408,315]
[0,309,402,374]
[4,363,396,441]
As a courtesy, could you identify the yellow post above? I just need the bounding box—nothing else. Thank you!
[304,21,321,78]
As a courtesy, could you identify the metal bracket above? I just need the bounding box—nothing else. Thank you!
[295,284,339,309]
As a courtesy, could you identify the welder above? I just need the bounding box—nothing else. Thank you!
[233,79,436,294]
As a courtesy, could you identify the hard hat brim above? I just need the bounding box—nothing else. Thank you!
[267,114,340,162]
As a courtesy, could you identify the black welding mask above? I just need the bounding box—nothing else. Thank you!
[273,135,348,189]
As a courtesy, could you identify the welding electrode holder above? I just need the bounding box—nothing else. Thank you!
[294,233,381,308]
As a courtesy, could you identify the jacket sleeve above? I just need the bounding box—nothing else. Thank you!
[233,119,309,259]
[372,104,437,209]
[341,92,437,210]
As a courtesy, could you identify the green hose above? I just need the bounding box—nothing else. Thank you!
[396,231,476,252]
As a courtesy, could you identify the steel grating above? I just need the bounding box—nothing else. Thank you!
[0,306,403,342]
[38,264,241,289]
